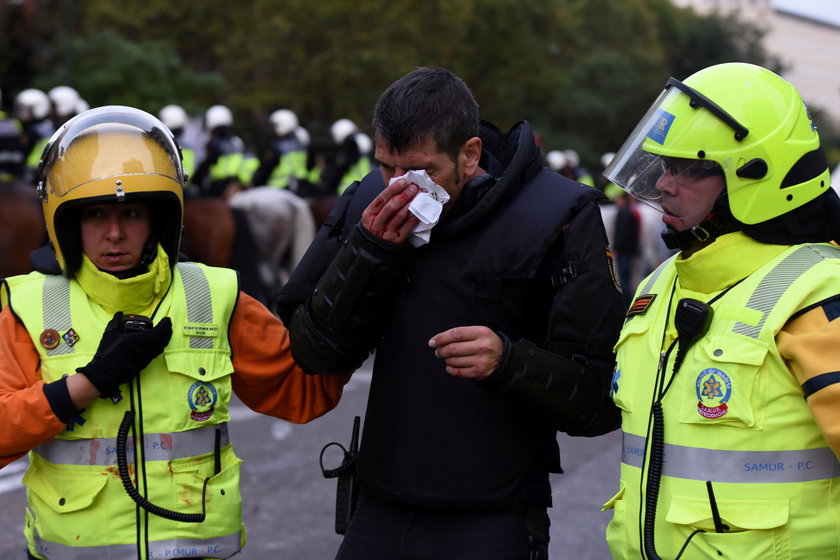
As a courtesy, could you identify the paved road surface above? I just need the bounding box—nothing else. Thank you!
[0,361,620,559]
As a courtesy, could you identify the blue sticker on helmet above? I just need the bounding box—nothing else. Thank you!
[647,109,675,145]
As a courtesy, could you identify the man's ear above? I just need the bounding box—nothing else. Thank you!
[460,137,482,176]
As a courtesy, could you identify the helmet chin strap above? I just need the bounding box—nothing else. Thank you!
[661,222,713,251]
[661,197,740,251]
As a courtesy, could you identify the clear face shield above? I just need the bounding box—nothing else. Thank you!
[604,78,748,225]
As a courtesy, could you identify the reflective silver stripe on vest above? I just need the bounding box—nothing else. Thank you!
[33,423,229,466]
[733,245,840,339]
[42,275,74,356]
[621,431,840,483]
[32,529,242,560]
[638,254,676,298]
[179,263,215,349]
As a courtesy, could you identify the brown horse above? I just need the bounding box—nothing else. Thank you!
[0,181,46,279]
[181,197,235,268]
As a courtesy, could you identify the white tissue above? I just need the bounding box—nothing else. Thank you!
[389,169,450,247]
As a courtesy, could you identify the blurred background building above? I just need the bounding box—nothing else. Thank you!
[671,0,840,123]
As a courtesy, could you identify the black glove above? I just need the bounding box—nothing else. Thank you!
[77,312,173,398]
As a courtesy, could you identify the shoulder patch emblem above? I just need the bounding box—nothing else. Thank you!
[626,294,657,318]
[606,248,621,292]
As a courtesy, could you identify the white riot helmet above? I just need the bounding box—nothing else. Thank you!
[355,133,372,155]
[600,152,616,169]
[15,88,51,121]
[270,109,299,137]
[545,150,567,172]
[159,104,189,131]
[331,118,358,145]
[205,104,233,130]
[48,86,81,119]
[294,126,311,146]
[564,149,580,168]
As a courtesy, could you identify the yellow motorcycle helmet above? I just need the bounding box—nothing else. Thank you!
[37,105,185,274]
[605,62,830,226]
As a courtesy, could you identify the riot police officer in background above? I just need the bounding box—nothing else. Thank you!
[14,88,54,179]
[158,104,197,180]
[192,104,256,197]
[250,108,309,192]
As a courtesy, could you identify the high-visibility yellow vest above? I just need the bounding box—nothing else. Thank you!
[26,136,50,170]
[268,149,308,189]
[606,243,840,559]
[210,152,258,186]
[182,147,197,182]
[337,157,372,195]
[9,262,244,560]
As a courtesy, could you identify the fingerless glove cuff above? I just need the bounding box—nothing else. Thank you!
[43,376,81,424]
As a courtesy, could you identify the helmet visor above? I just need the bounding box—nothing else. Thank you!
[604,86,730,220]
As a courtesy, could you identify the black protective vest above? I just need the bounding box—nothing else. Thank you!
[337,169,603,509]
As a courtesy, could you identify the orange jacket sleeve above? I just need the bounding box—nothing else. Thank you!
[229,292,350,423]
[0,307,68,468]
[777,302,840,460]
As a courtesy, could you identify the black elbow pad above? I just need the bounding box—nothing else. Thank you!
[289,223,412,374]
[482,336,619,434]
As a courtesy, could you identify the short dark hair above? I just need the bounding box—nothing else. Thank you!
[372,67,480,159]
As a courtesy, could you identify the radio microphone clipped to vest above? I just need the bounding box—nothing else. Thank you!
[673,298,713,374]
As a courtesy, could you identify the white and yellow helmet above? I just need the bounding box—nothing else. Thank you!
[37,106,185,274]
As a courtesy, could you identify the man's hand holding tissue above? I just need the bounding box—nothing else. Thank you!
[362,178,421,244]
[428,326,503,380]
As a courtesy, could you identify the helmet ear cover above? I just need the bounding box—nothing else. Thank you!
[741,187,840,246]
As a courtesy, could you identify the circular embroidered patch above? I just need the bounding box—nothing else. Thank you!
[695,367,732,419]
[187,381,218,422]
[39,329,60,350]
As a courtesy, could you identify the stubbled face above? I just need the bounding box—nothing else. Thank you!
[374,135,481,218]
[80,203,151,272]
[655,163,726,231]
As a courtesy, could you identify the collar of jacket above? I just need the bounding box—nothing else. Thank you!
[75,244,172,316]
[436,120,544,238]
[674,232,789,294]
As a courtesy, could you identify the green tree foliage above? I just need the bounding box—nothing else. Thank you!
[32,29,225,114]
[1,0,823,168]
[660,7,785,80]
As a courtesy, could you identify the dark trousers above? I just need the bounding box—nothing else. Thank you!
[335,492,548,560]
